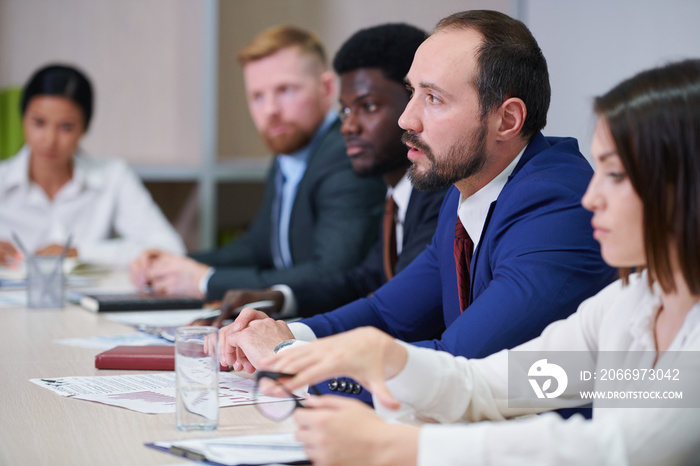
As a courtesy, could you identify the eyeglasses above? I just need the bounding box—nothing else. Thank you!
[253,371,321,421]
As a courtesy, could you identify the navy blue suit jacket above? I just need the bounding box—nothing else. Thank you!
[289,186,448,318]
[302,133,616,358]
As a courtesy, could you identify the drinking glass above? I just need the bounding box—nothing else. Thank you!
[175,326,219,431]
[26,255,64,308]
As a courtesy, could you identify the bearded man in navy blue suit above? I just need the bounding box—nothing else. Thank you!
[218,11,615,382]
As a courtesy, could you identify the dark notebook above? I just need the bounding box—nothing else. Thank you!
[95,345,230,371]
[78,292,204,313]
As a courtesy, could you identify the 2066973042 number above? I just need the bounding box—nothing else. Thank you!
[599,368,680,381]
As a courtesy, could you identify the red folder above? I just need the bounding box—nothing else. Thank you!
[95,346,230,371]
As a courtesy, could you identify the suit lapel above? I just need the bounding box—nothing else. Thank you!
[469,200,496,305]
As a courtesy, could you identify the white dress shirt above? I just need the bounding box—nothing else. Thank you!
[379,272,700,465]
[0,146,185,265]
[386,173,412,256]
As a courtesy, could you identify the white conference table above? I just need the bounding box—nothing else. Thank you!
[0,271,294,466]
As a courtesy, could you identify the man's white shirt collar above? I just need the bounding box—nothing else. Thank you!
[386,172,412,225]
[457,145,527,249]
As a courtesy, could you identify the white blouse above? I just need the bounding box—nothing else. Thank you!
[379,272,700,465]
[0,146,185,265]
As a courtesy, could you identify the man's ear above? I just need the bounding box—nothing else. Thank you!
[319,70,337,100]
[494,97,526,141]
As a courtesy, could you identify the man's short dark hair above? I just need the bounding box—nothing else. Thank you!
[333,23,427,86]
[436,10,550,140]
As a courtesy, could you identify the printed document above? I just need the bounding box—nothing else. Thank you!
[30,372,285,414]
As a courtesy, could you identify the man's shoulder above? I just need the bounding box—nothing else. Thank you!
[504,134,593,199]
[517,134,592,178]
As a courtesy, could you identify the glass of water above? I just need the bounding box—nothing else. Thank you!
[175,326,219,431]
[26,255,64,308]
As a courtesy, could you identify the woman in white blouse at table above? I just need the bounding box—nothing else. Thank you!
[260,59,700,465]
[0,64,184,267]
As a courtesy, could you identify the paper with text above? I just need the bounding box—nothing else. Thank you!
[30,372,287,414]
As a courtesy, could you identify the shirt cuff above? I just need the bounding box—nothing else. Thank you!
[198,267,215,297]
[288,322,317,342]
[270,284,297,318]
[384,341,445,409]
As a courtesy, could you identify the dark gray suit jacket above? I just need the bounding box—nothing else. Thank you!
[191,119,386,299]
[289,186,448,318]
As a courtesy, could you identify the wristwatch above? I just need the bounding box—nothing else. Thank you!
[273,339,297,354]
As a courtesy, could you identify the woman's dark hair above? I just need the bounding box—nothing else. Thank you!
[435,10,550,141]
[595,59,700,294]
[20,64,94,131]
[333,23,427,88]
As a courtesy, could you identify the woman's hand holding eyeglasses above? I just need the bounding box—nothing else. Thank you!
[260,326,408,410]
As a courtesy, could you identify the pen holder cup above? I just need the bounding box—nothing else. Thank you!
[26,255,65,309]
[175,326,219,431]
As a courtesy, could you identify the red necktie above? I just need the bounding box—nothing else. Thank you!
[383,196,398,280]
[454,217,474,312]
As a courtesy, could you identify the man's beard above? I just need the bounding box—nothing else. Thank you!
[403,121,488,191]
[262,121,315,154]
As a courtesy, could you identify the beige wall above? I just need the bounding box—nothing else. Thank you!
[526,0,700,160]
[216,0,514,160]
[3,0,697,167]
[0,0,514,165]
